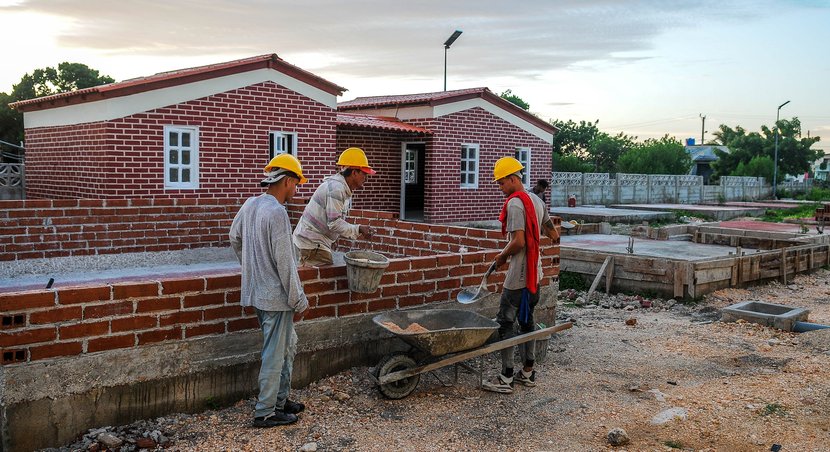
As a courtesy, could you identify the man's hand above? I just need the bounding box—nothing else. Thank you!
[293,310,306,323]
[359,225,375,237]
[494,253,508,269]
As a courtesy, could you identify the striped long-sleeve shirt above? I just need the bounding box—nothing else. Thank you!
[292,173,360,253]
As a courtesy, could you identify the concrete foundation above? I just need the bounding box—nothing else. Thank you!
[611,204,767,221]
[550,206,673,224]
[0,288,557,451]
[720,301,810,331]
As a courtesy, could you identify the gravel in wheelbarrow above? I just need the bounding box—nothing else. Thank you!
[373,309,498,357]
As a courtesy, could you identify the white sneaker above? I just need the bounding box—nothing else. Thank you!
[482,374,514,393]
[515,369,536,387]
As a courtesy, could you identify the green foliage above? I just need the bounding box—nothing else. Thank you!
[761,403,786,416]
[800,187,830,201]
[550,119,635,173]
[760,203,820,223]
[617,135,691,175]
[553,152,593,173]
[1,62,114,147]
[558,271,588,291]
[551,119,601,156]
[589,132,635,173]
[732,155,774,182]
[712,119,822,181]
[499,89,529,111]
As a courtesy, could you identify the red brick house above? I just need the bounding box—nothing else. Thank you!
[338,88,556,222]
[12,55,555,223]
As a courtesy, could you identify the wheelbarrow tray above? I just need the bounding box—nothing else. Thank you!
[373,309,499,356]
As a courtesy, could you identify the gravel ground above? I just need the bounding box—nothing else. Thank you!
[46,271,830,452]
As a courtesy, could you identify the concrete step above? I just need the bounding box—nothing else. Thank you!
[668,234,693,241]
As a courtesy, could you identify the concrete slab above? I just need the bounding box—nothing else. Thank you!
[718,220,807,234]
[550,206,673,223]
[718,201,804,209]
[612,203,766,221]
[560,234,757,261]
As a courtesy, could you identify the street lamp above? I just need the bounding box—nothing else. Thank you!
[443,30,462,91]
[773,100,791,198]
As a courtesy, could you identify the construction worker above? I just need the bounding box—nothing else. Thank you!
[229,154,309,428]
[293,147,376,266]
[482,156,559,394]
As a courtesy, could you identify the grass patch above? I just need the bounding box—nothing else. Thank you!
[664,440,684,449]
[558,271,588,291]
[798,187,830,202]
[760,203,821,223]
[761,403,787,416]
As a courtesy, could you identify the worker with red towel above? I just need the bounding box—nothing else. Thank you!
[482,157,559,394]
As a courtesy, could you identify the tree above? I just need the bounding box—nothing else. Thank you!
[732,155,774,183]
[711,118,822,180]
[617,135,691,175]
[553,152,593,173]
[588,132,635,173]
[1,62,114,148]
[551,119,601,156]
[499,89,529,111]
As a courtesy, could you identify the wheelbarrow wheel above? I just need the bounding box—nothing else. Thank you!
[375,353,420,399]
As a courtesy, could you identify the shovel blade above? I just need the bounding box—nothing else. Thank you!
[456,287,489,304]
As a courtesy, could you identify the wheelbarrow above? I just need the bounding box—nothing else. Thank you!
[370,309,572,399]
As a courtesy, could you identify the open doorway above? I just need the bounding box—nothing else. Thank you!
[400,142,426,221]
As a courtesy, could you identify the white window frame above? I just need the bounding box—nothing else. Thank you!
[404,147,418,185]
[515,147,531,187]
[269,131,298,159]
[164,125,199,189]
[460,144,479,189]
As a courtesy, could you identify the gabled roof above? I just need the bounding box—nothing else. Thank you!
[11,54,347,112]
[336,113,431,134]
[685,145,729,162]
[338,87,557,135]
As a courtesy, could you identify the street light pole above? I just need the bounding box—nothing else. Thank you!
[773,100,790,199]
[443,30,462,91]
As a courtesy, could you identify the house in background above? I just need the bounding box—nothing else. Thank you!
[685,140,729,184]
[12,54,556,223]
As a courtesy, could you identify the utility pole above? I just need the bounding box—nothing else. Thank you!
[700,114,706,145]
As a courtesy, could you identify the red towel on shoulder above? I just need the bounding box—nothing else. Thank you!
[498,191,540,294]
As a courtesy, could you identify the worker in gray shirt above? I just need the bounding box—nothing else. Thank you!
[230,153,309,428]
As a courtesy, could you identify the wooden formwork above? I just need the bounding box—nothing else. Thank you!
[561,243,830,299]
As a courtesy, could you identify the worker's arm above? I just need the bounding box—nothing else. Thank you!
[228,205,245,264]
[495,230,525,268]
[325,184,361,239]
[542,218,559,241]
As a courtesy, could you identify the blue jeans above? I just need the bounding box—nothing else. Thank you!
[254,309,297,418]
[496,288,538,374]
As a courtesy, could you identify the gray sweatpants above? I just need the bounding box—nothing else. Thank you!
[254,309,298,418]
[496,288,539,374]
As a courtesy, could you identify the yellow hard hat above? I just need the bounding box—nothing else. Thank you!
[336,147,376,174]
[493,156,525,181]
[263,154,308,184]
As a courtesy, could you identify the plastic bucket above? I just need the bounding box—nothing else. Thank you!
[344,250,390,293]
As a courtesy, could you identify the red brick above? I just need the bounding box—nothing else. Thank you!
[58,286,110,305]
[399,295,425,307]
[304,280,336,294]
[183,292,226,308]
[30,341,83,361]
[159,310,202,326]
[386,260,410,272]
[84,301,134,319]
[462,253,486,264]
[409,257,437,270]
[137,327,181,345]
[228,317,259,332]
[423,268,449,280]
[367,298,397,312]
[29,306,83,324]
[226,290,241,303]
[111,315,158,332]
[409,281,436,294]
[113,282,159,299]
[317,292,350,306]
[436,255,462,266]
[297,267,319,280]
[437,279,461,290]
[203,305,242,321]
[88,334,135,353]
[161,278,205,294]
[396,271,423,283]
[185,322,226,338]
[337,302,367,317]
[0,291,55,312]
[381,285,409,297]
[304,306,335,320]
[60,321,109,339]
[449,266,473,277]
[136,296,181,312]
[0,327,56,346]
[318,266,347,279]
[205,274,241,290]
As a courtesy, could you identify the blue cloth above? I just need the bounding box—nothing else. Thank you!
[254,309,297,418]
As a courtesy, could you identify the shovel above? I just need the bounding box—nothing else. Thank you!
[457,262,497,304]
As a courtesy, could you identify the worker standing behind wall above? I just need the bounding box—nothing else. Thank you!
[229,154,309,428]
[293,147,376,266]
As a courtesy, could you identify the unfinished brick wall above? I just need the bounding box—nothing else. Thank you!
[0,198,243,261]
[23,81,338,200]
[0,211,560,366]
[407,108,553,223]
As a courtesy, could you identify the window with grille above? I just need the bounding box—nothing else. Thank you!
[515,147,531,186]
[269,131,297,158]
[404,148,418,184]
[164,126,199,189]
[460,144,479,189]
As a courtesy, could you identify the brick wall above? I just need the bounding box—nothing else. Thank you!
[409,108,553,223]
[1,213,560,366]
[0,198,244,261]
[24,81,338,200]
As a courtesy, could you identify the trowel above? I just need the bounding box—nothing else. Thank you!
[457,262,497,304]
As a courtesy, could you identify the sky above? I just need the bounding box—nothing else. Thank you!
[1,0,828,154]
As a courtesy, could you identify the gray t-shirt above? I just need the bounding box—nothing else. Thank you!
[504,192,550,291]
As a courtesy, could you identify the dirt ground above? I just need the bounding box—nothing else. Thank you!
[54,270,830,452]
